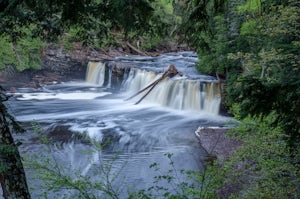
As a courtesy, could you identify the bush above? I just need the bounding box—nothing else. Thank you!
[220,115,300,198]
[0,25,44,73]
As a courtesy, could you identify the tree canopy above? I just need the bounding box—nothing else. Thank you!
[181,0,299,140]
[0,0,163,42]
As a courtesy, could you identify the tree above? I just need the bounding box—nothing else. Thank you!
[226,0,300,141]
[0,0,156,42]
[178,0,237,78]
[0,87,31,199]
[181,0,299,139]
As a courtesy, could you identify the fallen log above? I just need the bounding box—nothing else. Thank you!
[125,64,182,104]
[125,78,161,101]
[126,41,149,56]
[134,77,161,105]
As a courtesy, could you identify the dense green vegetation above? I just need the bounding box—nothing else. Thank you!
[183,0,299,139]
[0,0,180,73]
[0,0,299,198]
[0,25,43,73]
[188,0,299,141]
[180,0,300,197]
[0,87,31,198]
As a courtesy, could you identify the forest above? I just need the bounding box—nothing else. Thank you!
[0,0,299,198]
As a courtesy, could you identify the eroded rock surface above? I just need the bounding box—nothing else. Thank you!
[195,127,242,163]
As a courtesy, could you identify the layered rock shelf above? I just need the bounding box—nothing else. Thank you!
[195,127,241,163]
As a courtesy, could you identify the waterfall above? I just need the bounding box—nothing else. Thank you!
[85,60,221,115]
[125,69,221,114]
[86,62,106,86]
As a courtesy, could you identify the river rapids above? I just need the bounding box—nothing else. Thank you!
[6,52,232,198]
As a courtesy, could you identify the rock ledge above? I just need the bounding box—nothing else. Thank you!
[195,127,242,163]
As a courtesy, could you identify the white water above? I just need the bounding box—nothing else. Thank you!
[8,52,232,198]
[86,62,106,86]
[86,64,221,115]
[16,92,111,100]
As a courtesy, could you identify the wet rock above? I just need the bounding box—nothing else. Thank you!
[196,127,244,198]
[195,127,242,163]
[1,45,90,89]
[101,129,122,151]
[9,87,17,93]
[25,81,38,89]
[44,125,86,143]
[0,44,192,90]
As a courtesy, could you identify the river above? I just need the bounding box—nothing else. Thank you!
[6,52,231,198]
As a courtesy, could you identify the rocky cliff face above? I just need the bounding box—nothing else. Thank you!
[0,43,191,90]
[1,46,91,90]
[0,43,153,90]
[42,46,86,76]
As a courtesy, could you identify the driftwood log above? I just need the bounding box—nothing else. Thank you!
[125,64,182,104]
[125,41,149,56]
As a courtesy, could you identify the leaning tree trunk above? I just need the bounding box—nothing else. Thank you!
[125,64,182,104]
[0,90,31,199]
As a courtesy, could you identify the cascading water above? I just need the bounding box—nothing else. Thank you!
[86,62,106,86]
[7,52,231,198]
[85,58,221,115]
[125,70,221,114]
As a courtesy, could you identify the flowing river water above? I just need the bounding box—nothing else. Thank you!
[6,52,232,198]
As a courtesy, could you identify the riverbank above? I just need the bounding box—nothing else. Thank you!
[195,127,241,164]
[0,43,191,90]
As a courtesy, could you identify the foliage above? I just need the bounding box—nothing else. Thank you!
[227,75,300,140]
[103,0,154,38]
[178,0,227,45]
[0,0,161,42]
[226,0,300,139]
[27,147,225,199]
[149,0,180,38]
[240,19,258,36]
[24,122,221,198]
[0,35,16,72]
[0,25,44,73]
[224,115,300,198]
[0,87,31,198]
[0,0,185,73]
[0,0,184,70]
[14,28,44,71]
[21,117,300,199]
[181,115,300,199]
[181,0,300,137]
[28,154,123,199]
[237,0,261,14]
[178,0,300,197]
